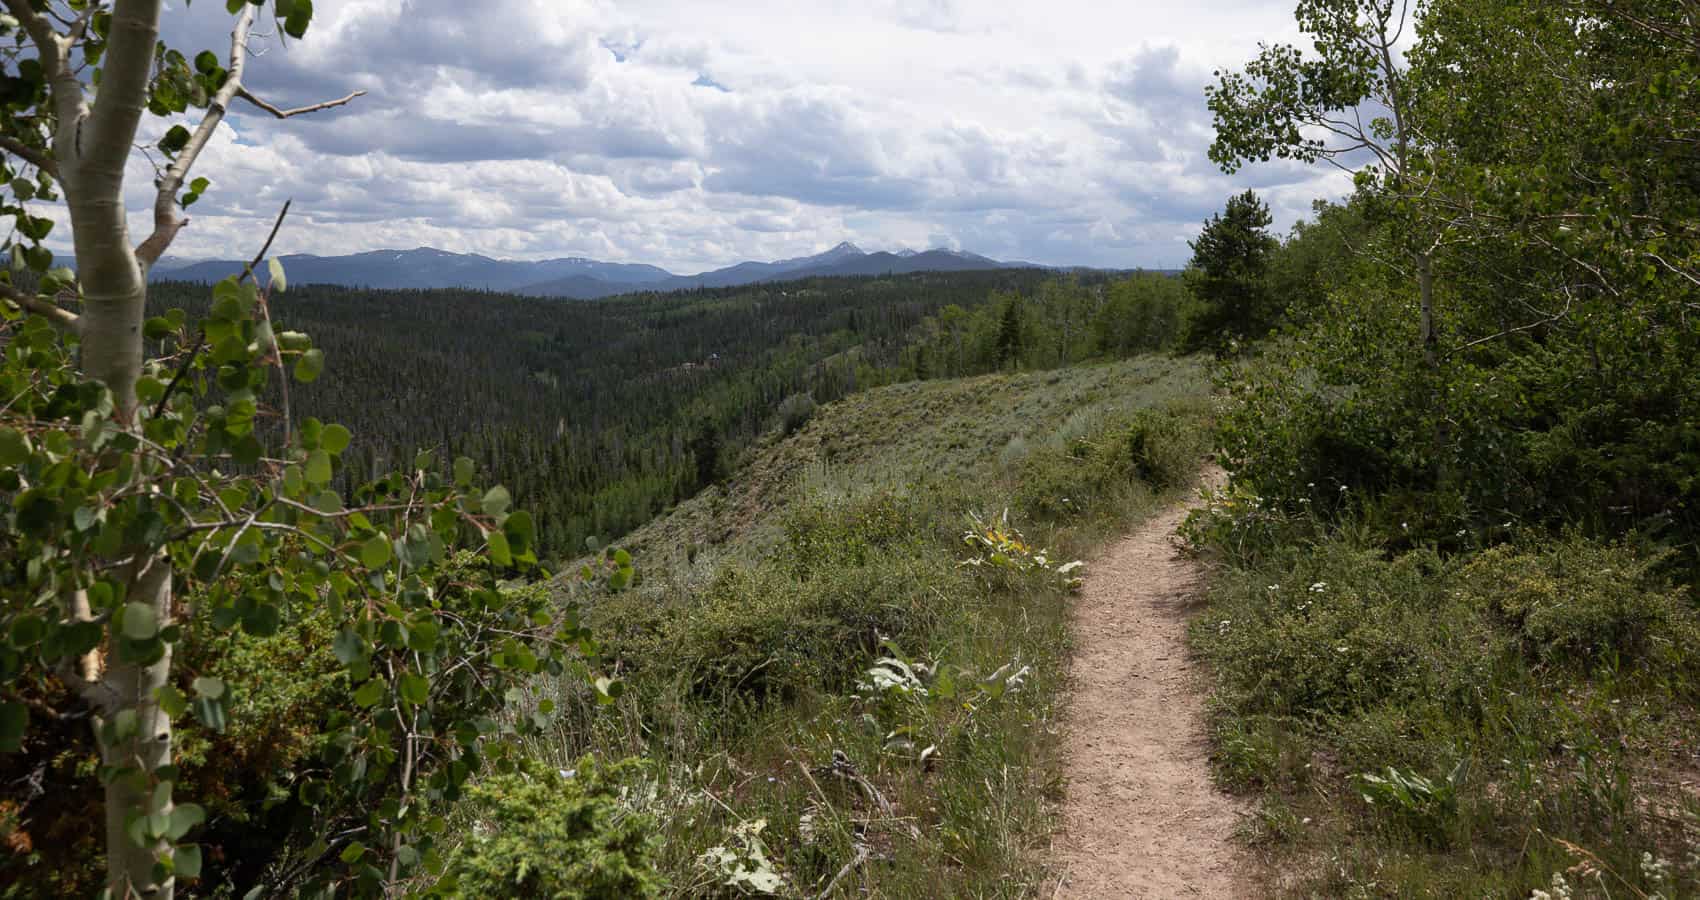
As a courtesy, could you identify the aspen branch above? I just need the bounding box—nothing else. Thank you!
[1445,294,1575,360]
[0,281,79,330]
[136,4,255,266]
[148,199,291,420]
[136,12,361,266]
[66,1,103,47]
[0,135,60,180]
[235,86,367,119]
[1,0,84,133]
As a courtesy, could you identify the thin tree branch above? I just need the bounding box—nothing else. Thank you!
[1445,294,1574,360]
[149,200,291,420]
[136,4,255,267]
[0,281,79,330]
[235,86,367,119]
[239,198,292,285]
[66,1,103,47]
[0,135,59,179]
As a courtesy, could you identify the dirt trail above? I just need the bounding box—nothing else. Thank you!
[1054,470,1248,899]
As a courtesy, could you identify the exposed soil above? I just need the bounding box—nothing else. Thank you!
[1054,471,1249,898]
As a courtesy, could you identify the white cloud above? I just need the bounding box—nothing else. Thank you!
[101,0,1347,273]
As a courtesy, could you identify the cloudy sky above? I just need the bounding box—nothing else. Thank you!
[130,0,1348,274]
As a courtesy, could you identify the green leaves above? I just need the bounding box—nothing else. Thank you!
[360,534,392,569]
[121,602,160,640]
[0,427,29,466]
[276,0,314,39]
[305,449,333,485]
[294,347,325,383]
[0,274,619,898]
[322,423,351,454]
[158,125,192,156]
[397,671,428,706]
[0,702,26,752]
[191,677,227,733]
[481,486,511,518]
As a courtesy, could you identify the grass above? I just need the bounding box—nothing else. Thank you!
[1185,520,1700,898]
[507,356,1214,896]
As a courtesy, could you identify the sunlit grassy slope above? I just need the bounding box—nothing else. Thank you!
[622,354,1212,567]
[525,355,1213,897]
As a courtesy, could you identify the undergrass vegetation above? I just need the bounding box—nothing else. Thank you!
[488,356,1213,896]
[1187,501,1700,897]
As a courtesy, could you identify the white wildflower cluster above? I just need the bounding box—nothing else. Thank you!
[1641,851,1673,888]
[1529,872,1574,900]
[1309,581,1327,593]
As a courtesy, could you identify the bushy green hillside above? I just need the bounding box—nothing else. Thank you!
[622,355,1209,566]
[514,355,1213,896]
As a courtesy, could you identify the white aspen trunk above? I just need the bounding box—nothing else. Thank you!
[50,2,173,896]
[96,561,175,899]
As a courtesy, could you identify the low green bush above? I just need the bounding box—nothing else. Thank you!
[1457,540,1697,671]
[436,758,661,899]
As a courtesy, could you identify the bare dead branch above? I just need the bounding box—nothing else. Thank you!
[235,86,367,119]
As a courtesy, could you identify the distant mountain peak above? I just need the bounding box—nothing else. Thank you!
[151,241,1063,299]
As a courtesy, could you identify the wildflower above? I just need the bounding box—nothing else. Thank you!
[1267,584,1280,591]
[1640,852,1672,884]
[1309,582,1326,593]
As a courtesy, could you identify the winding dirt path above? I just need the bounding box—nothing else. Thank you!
[1054,471,1248,899]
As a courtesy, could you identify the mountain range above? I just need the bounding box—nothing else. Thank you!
[148,242,1051,299]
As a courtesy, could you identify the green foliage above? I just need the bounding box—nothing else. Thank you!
[1354,760,1468,849]
[1457,542,1697,673]
[774,392,817,437]
[0,274,614,895]
[1182,190,1280,352]
[436,759,661,899]
[1192,530,1700,895]
[1090,273,1193,358]
[148,269,1073,558]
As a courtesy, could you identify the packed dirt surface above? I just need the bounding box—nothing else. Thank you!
[1054,471,1249,898]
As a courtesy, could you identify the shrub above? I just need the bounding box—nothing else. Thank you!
[1125,408,1200,489]
[437,758,661,899]
[1456,539,1697,672]
[776,392,818,436]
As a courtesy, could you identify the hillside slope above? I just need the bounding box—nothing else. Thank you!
[621,355,1211,568]
[530,354,1214,897]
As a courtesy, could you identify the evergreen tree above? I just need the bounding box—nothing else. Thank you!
[995,295,1026,369]
[1183,190,1279,352]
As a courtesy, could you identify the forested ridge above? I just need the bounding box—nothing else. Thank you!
[148,267,1165,557]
